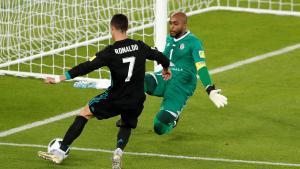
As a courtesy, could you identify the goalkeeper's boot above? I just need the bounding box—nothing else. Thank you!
[173,116,180,128]
[112,148,123,169]
[73,81,97,89]
[38,148,67,164]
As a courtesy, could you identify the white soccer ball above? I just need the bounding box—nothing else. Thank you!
[48,138,69,157]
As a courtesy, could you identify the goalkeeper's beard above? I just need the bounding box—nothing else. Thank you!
[171,31,187,39]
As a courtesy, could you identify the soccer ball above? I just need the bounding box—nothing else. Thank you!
[48,138,69,157]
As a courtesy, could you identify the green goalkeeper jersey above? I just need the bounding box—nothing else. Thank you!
[163,31,204,74]
[163,31,212,94]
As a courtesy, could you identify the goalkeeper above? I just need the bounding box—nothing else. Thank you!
[144,12,228,135]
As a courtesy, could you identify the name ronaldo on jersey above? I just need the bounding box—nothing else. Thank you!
[114,44,139,54]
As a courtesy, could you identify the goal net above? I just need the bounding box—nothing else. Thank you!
[0,0,299,88]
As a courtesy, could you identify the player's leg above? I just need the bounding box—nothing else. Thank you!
[115,119,132,150]
[60,105,93,150]
[113,120,131,169]
[153,86,189,135]
[60,90,114,149]
[38,92,111,164]
[153,109,177,135]
[144,72,166,96]
[144,73,157,95]
[145,72,178,135]
[115,106,142,150]
[38,105,93,164]
[112,105,144,169]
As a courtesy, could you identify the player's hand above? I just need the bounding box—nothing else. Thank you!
[45,76,63,84]
[162,68,172,80]
[206,85,228,108]
[45,77,56,84]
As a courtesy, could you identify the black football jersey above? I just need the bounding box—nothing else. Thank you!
[67,38,170,108]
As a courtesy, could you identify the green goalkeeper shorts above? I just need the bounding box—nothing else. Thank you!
[145,68,197,116]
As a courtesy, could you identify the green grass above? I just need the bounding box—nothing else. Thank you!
[218,0,300,11]
[1,11,300,169]
[1,44,299,169]
[0,76,97,130]
[188,11,300,68]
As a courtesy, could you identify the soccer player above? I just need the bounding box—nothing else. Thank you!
[144,12,228,135]
[37,14,171,169]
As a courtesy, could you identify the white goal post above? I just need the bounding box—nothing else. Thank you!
[1,0,299,88]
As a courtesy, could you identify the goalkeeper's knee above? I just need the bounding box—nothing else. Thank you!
[153,110,176,135]
[144,73,157,95]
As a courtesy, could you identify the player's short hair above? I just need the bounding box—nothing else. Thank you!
[110,14,128,33]
[171,12,187,24]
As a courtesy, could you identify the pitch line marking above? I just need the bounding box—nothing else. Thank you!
[0,142,299,167]
[0,108,82,137]
[0,43,300,138]
[210,43,300,74]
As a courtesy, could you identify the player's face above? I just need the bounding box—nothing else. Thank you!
[169,16,186,38]
[111,26,116,40]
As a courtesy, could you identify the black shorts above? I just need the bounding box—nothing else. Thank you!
[88,92,144,129]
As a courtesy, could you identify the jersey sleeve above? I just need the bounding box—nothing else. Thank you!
[162,36,172,57]
[192,39,205,64]
[66,46,110,79]
[192,38,213,89]
[139,40,170,68]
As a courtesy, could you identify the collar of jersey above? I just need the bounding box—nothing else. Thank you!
[173,31,190,42]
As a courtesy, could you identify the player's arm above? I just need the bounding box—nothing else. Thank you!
[140,41,171,80]
[193,40,227,108]
[150,48,171,80]
[162,36,172,58]
[45,47,109,84]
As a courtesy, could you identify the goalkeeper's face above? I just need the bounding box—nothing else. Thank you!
[169,14,187,38]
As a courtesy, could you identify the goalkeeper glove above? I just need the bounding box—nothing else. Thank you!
[206,85,228,108]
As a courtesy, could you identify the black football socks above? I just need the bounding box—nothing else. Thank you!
[60,116,88,151]
[116,127,131,150]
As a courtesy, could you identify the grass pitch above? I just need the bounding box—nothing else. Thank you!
[0,11,300,169]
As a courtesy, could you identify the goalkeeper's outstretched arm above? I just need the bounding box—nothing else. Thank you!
[196,63,228,108]
[193,41,228,108]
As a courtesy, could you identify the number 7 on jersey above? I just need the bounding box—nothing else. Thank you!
[122,56,136,82]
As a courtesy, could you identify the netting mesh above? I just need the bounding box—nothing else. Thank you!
[0,0,299,80]
[0,0,156,78]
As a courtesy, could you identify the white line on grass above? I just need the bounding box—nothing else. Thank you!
[210,43,300,74]
[0,142,300,167]
[0,108,82,137]
[1,43,300,138]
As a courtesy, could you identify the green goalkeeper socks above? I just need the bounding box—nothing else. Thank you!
[153,117,174,135]
[144,73,157,95]
[153,110,177,135]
